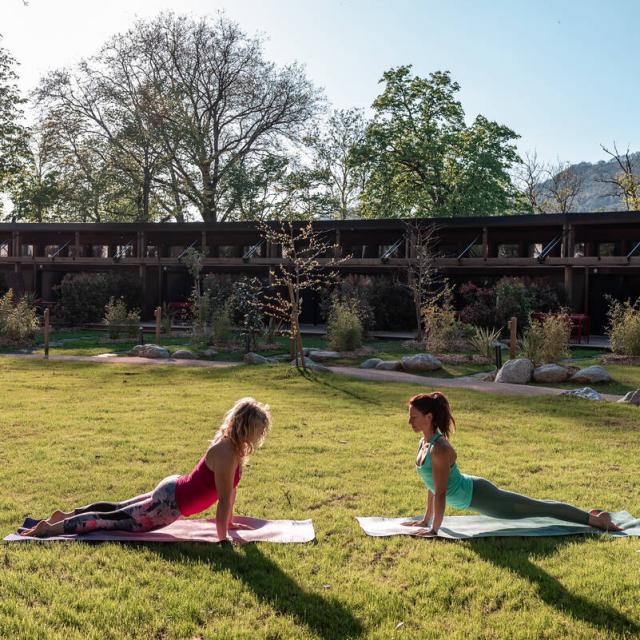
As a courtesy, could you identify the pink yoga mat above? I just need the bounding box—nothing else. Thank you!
[5,516,315,544]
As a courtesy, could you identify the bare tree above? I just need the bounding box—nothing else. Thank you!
[403,221,448,342]
[544,161,583,213]
[512,151,547,213]
[259,221,346,368]
[598,143,640,211]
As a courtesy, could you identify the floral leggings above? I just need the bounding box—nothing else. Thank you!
[61,475,182,535]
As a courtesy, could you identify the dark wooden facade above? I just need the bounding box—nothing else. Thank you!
[1,212,640,331]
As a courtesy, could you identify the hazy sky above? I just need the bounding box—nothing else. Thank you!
[1,0,638,165]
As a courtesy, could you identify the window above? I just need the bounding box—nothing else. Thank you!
[21,244,34,257]
[145,245,158,258]
[91,245,108,258]
[497,244,520,258]
[0,241,9,257]
[573,242,585,257]
[598,242,616,257]
[528,243,543,258]
[218,245,237,258]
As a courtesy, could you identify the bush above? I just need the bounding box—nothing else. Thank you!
[212,303,234,348]
[104,297,140,339]
[458,282,495,328]
[606,297,640,356]
[55,272,143,326]
[519,313,571,364]
[321,275,375,332]
[495,277,531,329]
[326,301,363,351]
[468,325,502,360]
[0,289,38,347]
[368,277,416,330]
[0,273,7,297]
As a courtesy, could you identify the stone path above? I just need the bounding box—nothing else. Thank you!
[328,366,624,402]
[1,353,240,369]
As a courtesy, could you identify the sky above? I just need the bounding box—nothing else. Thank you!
[1,0,638,166]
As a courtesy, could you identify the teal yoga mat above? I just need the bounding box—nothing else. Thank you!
[357,512,640,539]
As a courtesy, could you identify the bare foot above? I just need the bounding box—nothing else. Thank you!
[21,520,63,538]
[588,510,622,531]
[47,510,71,525]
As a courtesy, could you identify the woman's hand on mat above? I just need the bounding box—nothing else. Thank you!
[228,520,254,530]
[401,519,431,527]
[412,528,439,538]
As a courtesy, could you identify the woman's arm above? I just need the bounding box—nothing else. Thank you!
[210,446,237,542]
[403,490,434,526]
[425,446,451,534]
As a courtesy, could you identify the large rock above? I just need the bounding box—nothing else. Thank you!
[360,358,383,369]
[495,358,534,384]
[128,344,170,359]
[401,354,443,373]
[200,347,218,358]
[532,364,571,383]
[172,349,195,360]
[560,387,603,401]
[569,365,611,384]
[617,389,640,405]
[307,350,341,362]
[375,360,403,371]
[244,352,270,365]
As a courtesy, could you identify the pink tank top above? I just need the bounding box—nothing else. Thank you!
[174,455,241,516]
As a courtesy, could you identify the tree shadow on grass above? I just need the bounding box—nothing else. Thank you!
[470,536,639,635]
[149,542,364,640]
[297,367,383,405]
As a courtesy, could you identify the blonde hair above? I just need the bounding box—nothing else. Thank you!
[214,397,271,458]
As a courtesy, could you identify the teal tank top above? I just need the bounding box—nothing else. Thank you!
[415,432,474,510]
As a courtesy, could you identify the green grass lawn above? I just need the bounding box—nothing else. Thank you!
[1,358,639,639]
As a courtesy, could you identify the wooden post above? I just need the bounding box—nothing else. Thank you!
[155,306,161,344]
[43,308,50,360]
[509,317,517,359]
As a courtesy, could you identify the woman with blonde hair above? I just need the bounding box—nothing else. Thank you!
[404,391,621,536]
[22,397,271,541]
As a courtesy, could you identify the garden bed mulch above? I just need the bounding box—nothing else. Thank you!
[600,354,640,366]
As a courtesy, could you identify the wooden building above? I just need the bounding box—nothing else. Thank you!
[1,211,639,331]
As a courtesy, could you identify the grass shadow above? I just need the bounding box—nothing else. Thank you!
[470,536,639,635]
[149,542,364,640]
[297,367,383,405]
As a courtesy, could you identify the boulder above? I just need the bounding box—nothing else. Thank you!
[400,354,443,373]
[495,358,534,384]
[360,358,383,369]
[307,350,341,362]
[466,371,496,382]
[532,364,571,383]
[375,360,403,371]
[617,389,640,405]
[200,347,217,358]
[172,349,195,360]
[128,344,170,359]
[244,352,270,365]
[569,365,611,384]
[560,387,603,401]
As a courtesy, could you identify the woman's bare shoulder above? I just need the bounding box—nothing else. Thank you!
[205,439,237,469]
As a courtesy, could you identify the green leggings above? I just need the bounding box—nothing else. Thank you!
[469,478,590,525]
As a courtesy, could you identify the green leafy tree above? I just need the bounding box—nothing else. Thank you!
[0,37,28,217]
[352,66,520,218]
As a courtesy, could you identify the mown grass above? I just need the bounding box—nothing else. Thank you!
[0,358,639,639]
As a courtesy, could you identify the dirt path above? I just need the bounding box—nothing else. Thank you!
[328,366,623,402]
[1,353,240,369]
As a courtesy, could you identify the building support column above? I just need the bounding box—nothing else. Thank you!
[482,227,488,259]
[564,266,574,311]
[583,266,589,315]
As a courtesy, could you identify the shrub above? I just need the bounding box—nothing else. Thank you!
[55,272,143,326]
[104,297,140,339]
[321,275,375,332]
[190,289,214,339]
[495,277,531,329]
[421,287,463,353]
[0,289,38,347]
[0,273,7,296]
[468,325,502,360]
[539,313,571,363]
[326,301,363,351]
[519,313,571,364]
[518,320,545,364]
[458,282,495,328]
[212,303,234,348]
[606,297,640,356]
[368,277,416,330]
